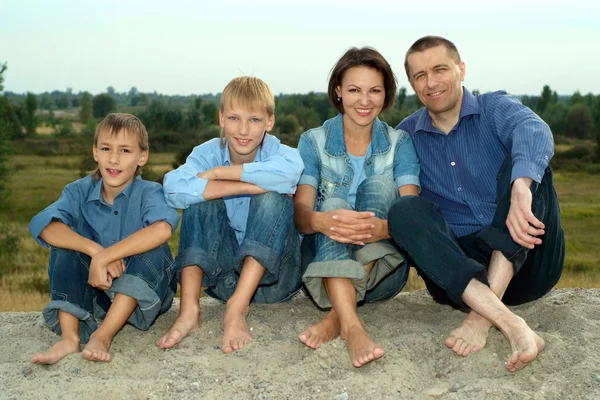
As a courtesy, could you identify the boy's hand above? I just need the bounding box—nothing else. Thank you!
[89,256,112,290]
[106,259,126,280]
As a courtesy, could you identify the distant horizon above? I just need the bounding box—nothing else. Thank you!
[2,1,600,96]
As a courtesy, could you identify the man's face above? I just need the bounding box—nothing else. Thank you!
[406,45,465,116]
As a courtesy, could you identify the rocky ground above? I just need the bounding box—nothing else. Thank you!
[1,288,599,400]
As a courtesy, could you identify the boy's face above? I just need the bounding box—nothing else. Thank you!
[93,128,148,198]
[219,101,274,165]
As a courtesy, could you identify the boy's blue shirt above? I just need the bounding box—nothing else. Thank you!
[29,175,181,249]
[162,134,304,244]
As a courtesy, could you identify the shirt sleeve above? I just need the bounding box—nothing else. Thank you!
[296,133,320,189]
[393,131,421,191]
[240,140,305,194]
[162,142,216,209]
[29,184,82,247]
[488,92,554,184]
[141,185,181,233]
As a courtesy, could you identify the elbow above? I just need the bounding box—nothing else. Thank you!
[156,221,173,243]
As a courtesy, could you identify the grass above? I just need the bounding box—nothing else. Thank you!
[0,154,598,312]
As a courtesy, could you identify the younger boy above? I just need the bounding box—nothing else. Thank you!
[29,113,180,364]
[157,76,303,353]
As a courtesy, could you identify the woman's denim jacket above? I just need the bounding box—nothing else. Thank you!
[297,114,420,208]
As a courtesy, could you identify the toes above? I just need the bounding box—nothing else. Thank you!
[444,336,457,348]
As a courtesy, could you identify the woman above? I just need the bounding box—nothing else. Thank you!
[294,47,420,367]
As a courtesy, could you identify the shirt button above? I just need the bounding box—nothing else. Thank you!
[114,211,119,215]
[193,192,198,196]
[544,156,548,160]
[450,162,456,166]
[236,225,241,229]
[112,238,116,242]
[457,187,462,191]
[478,214,483,219]
[239,201,243,205]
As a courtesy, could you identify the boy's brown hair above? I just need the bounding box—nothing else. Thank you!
[92,113,149,181]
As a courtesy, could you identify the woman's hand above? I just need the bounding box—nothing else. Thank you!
[318,209,376,245]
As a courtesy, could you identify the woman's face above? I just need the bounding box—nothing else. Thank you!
[336,66,385,130]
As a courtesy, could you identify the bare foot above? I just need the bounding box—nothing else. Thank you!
[445,311,492,357]
[342,325,384,368]
[31,338,80,365]
[156,309,201,350]
[221,300,251,354]
[505,317,545,372]
[82,334,112,362]
[298,310,341,349]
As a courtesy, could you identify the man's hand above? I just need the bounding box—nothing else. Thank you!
[319,209,375,245]
[506,177,545,249]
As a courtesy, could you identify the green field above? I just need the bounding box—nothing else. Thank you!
[1,154,598,312]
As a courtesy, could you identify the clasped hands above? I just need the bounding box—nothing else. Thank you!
[319,209,387,245]
[87,244,126,291]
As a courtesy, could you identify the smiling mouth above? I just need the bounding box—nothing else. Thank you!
[236,138,251,146]
[106,168,122,177]
[427,90,445,97]
[355,108,372,117]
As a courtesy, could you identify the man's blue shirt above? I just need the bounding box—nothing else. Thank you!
[398,88,553,237]
[29,175,181,248]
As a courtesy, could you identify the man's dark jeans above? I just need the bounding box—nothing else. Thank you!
[388,155,565,308]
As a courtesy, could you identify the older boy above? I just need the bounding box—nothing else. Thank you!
[29,113,180,364]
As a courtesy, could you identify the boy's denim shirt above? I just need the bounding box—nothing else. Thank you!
[298,114,420,208]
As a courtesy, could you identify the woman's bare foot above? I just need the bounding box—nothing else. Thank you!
[157,308,201,350]
[342,325,384,368]
[221,299,251,354]
[31,338,80,365]
[82,333,112,362]
[505,316,545,372]
[445,311,492,357]
[298,310,341,349]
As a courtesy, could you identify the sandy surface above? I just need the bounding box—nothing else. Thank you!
[1,288,599,400]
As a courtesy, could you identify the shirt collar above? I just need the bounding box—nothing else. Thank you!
[414,87,481,134]
[324,114,391,157]
[86,175,139,204]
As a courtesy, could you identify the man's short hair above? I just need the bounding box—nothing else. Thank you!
[404,36,462,78]
[92,113,149,181]
[328,47,397,114]
[220,76,275,116]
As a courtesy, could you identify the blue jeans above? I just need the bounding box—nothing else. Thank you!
[302,175,409,308]
[42,244,177,343]
[388,155,565,308]
[176,192,302,303]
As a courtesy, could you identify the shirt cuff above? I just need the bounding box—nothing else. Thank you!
[511,163,543,184]
[395,175,421,193]
[298,175,318,189]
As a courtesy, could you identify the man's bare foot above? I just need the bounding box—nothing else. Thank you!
[298,310,341,349]
[82,333,112,362]
[445,311,492,357]
[31,338,80,365]
[221,299,251,354]
[342,325,384,368]
[157,308,201,350]
[505,316,545,372]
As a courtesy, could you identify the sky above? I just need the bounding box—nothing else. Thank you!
[1,0,599,97]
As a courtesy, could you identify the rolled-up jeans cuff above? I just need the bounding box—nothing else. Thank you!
[176,246,221,287]
[42,300,98,343]
[302,259,366,308]
[236,239,281,285]
[447,259,489,308]
[476,226,528,272]
[356,242,404,290]
[106,274,168,331]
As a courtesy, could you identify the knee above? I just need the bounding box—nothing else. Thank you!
[357,175,397,206]
[388,196,431,235]
[318,197,351,212]
[251,192,292,212]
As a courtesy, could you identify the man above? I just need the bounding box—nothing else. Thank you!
[388,36,564,372]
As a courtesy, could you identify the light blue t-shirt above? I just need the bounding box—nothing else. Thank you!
[347,145,372,208]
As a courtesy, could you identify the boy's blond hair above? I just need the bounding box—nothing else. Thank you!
[219,76,275,147]
[92,113,149,181]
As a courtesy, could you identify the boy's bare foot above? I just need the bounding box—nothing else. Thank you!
[82,333,112,362]
[221,299,251,354]
[504,316,545,372]
[31,338,81,365]
[342,325,384,368]
[445,311,492,357]
[298,310,341,349]
[157,308,201,350]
